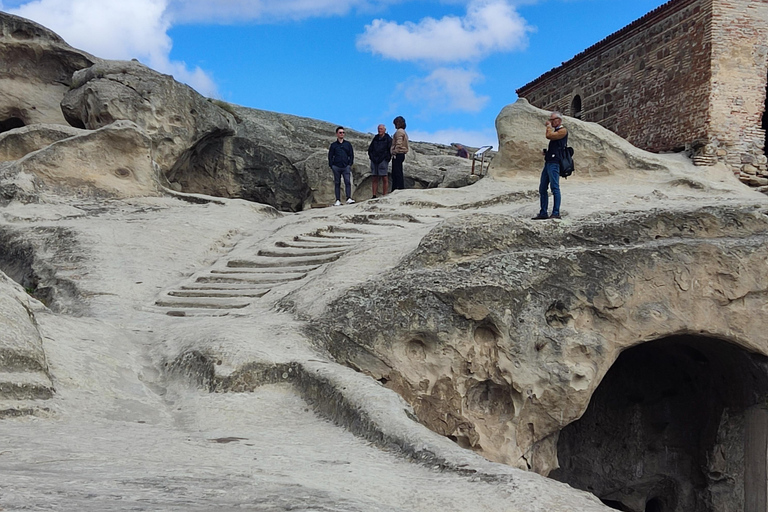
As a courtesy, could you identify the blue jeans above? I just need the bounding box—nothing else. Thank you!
[332,165,352,201]
[538,162,561,216]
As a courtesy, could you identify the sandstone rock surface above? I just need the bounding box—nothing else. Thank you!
[168,103,481,211]
[0,120,159,203]
[0,270,53,408]
[61,60,237,172]
[492,98,679,177]
[0,123,86,162]
[0,12,95,128]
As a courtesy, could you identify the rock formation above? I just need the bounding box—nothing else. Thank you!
[301,102,768,511]
[0,12,95,128]
[493,98,683,178]
[168,102,481,211]
[0,123,86,162]
[0,271,53,413]
[61,60,238,173]
[2,10,768,512]
[0,120,159,204]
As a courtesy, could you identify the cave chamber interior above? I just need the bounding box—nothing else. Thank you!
[550,335,768,512]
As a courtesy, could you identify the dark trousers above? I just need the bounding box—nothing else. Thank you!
[331,165,352,201]
[391,154,405,190]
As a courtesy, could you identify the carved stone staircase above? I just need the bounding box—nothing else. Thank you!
[151,213,429,317]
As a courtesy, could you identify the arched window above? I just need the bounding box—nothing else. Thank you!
[571,95,582,119]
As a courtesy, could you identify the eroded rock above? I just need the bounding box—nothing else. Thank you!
[0,11,95,129]
[0,270,54,404]
[492,99,680,178]
[61,60,237,172]
[0,120,159,203]
[167,103,481,211]
[0,123,86,162]
[320,206,768,476]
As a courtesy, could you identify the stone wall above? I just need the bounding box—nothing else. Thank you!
[707,0,768,187]
[517,0,712,153]
[516,0,768,193]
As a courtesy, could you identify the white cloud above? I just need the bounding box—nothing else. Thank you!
[357,0,531,63]
[165,0,381,23]
[5,0,217,96]
[409,127,498,149]
[400,68,489,113]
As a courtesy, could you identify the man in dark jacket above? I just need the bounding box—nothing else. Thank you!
[532,111,567,220]
[328,126,355,206]
[367,124,392,198]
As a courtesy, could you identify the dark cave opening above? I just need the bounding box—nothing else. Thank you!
[0,116,25,134]
[550,335,768,512]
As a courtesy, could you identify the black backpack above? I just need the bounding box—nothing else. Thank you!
[559,146,575,178]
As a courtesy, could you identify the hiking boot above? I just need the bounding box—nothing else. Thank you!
[346,198,355,204]
[334,200,342,206]
[531,213,549,220]
[549,214,561,219]
[371,195,377,199]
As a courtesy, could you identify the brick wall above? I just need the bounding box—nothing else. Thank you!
[517,0,712,154]
[705,0,768,178]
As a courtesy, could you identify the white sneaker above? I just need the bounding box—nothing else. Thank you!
[346,198,355,204]
[334,200,341,206]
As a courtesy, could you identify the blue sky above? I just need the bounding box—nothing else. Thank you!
[1,0,668,148]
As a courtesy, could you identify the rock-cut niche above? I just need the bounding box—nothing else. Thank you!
[550,335,768,512]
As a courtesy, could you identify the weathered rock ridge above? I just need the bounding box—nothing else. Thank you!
[168,102,481,211]
[0,9,481,213]
[0,120,159,204]
[320,206,768,470]
[492,98,685,178]
[61,60,238,173]
[0,12,96,128]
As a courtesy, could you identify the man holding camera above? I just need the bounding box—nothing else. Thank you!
[533,111,567,220]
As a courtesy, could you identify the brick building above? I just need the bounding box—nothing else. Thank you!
[516,0,768,182]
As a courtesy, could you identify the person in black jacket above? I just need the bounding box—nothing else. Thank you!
[328,126,355,206]
[367,124,392,198]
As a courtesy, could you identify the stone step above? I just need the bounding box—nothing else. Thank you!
[343,213,422,224]
[195,273,306,284]
[180,283,274,291]
[164,308,244,318]
[293,234,364,245]
[0,398,54,419]
[228,252,342,268]
[155,297,252,309]
[0,371,55,400]
[311,230,371,240]
[277,240,357,249]
[209,265,320,275]
[257,247,346,258]
[167,289,269,298]
[0,350,48,373]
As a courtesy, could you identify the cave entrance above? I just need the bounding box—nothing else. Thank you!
[0,117,25,134]
[550,335,768,512]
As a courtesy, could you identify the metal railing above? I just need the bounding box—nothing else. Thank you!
[471,146,493,175]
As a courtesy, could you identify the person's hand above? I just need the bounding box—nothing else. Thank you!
[545,120,552,128]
